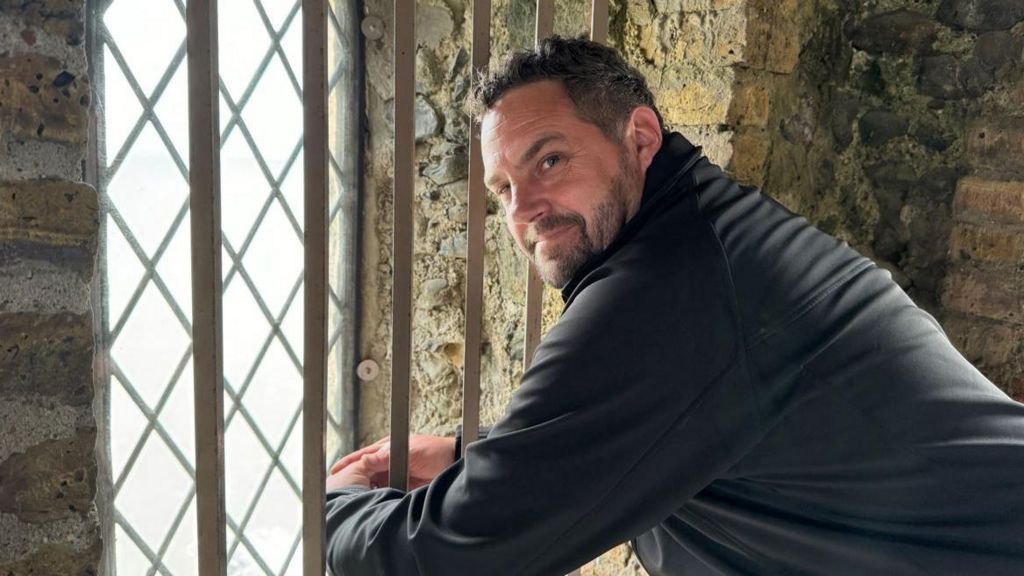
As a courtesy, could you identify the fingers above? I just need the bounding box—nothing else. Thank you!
[329,438,389,474]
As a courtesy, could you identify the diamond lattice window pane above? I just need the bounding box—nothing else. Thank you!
[162,496,198,576]
[219,0,272,99]
[279,151,304,232]
[153,60,190,166]
[280,13,303,81]
[242,339,301,448]
[104,0,185,97]
[224,415,272,522]
[246,471,302,574]
[222,275,272,388]
[106,122,188,258]
[101,46,142,162]
[241,198,303,318]
[160,359,196,467]
[220,131,272,248]
[241,54,303,178]
[104,214,144,328]
[115,524,153,575]
[280,287,303,356]
[111,283,190,410]
[117,433,193,547]
[263,0,299,34]
[228,541,263,576]
[280,423,302,484]
[109,374,147,480]
[154,210,193,323]
[284,545,302,576]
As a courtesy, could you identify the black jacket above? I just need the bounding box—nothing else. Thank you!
[326,133,1024,575]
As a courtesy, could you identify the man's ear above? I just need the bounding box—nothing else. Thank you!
[625,107,663,173]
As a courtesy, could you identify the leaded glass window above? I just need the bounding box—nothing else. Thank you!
[90,0,359,573]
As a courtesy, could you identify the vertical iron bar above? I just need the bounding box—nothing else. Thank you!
[186,0,227,574]
[523,0,554,373]
[333,0,363,459]
[390,0,415,490]
[590,0,608,44]
[535,0,555,43]
[302,0,329,574]
[461,0,491,458]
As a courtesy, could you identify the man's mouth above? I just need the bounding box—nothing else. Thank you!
[535,224,573,245]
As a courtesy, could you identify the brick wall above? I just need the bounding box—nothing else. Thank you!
[0,0,102,574]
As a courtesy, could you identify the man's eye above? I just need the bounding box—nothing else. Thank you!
[541,155,561,169]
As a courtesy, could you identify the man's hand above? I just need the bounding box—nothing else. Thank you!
[326,435,456,492]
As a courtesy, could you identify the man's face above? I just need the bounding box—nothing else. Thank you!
[481,81,644,288]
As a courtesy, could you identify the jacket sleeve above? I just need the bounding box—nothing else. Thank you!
[325,203,763,575]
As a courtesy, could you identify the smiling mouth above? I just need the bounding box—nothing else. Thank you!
[536,225,573,244]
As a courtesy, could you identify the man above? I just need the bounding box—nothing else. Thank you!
[325,36,1024,575]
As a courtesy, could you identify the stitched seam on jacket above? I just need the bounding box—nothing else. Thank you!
[746,260,875,350]
[693,170,767,434]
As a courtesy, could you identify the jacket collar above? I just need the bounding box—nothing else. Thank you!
[559,131,705,302]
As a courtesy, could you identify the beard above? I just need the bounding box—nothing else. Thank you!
[525,154,640,288]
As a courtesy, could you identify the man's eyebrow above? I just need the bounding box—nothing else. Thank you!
[519,133,565,167]
[484,133,566,190]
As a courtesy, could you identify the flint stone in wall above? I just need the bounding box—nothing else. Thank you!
[423,154,467,186]
[974,31,1023,77]
[383,94,441,142]
[438,233,468,258]
[858,110,909,146]
[936,0,1024,32]
[917,55,992,100]
[416,3,454,50]
[849,10,937,55]
[0,429,96,523]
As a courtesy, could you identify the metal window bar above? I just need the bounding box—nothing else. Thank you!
[186,2,228,576]
[389,0,416,490]
[302,1,330,575]
[176,0,612,573]
[461,0,491,458]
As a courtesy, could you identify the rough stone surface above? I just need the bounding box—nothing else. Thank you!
[849,10,937,55]
[965,119,1024,175]
[0,54,90,145]
[0,541,101,576]
[858,110,909,146]
[0,181,97,246]
[0,312,93,404]
[950,222,1024,263]
[0,428,96,522]
[0,0,100,572]
[953,177,1024,224]
[0,398,91,461]
[936,0,1024,33]
[942,265,1022,324]
[0,138,85,181]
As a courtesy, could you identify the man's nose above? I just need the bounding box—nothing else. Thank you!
[508,183,549,224]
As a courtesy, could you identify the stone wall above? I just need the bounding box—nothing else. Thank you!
[732,0,1023,400]
[0,0,102,574]
[356,0,1023,573]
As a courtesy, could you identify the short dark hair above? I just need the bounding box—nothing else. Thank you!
[469,35,664,142]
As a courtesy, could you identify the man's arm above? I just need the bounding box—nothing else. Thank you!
[325,207,761,575]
